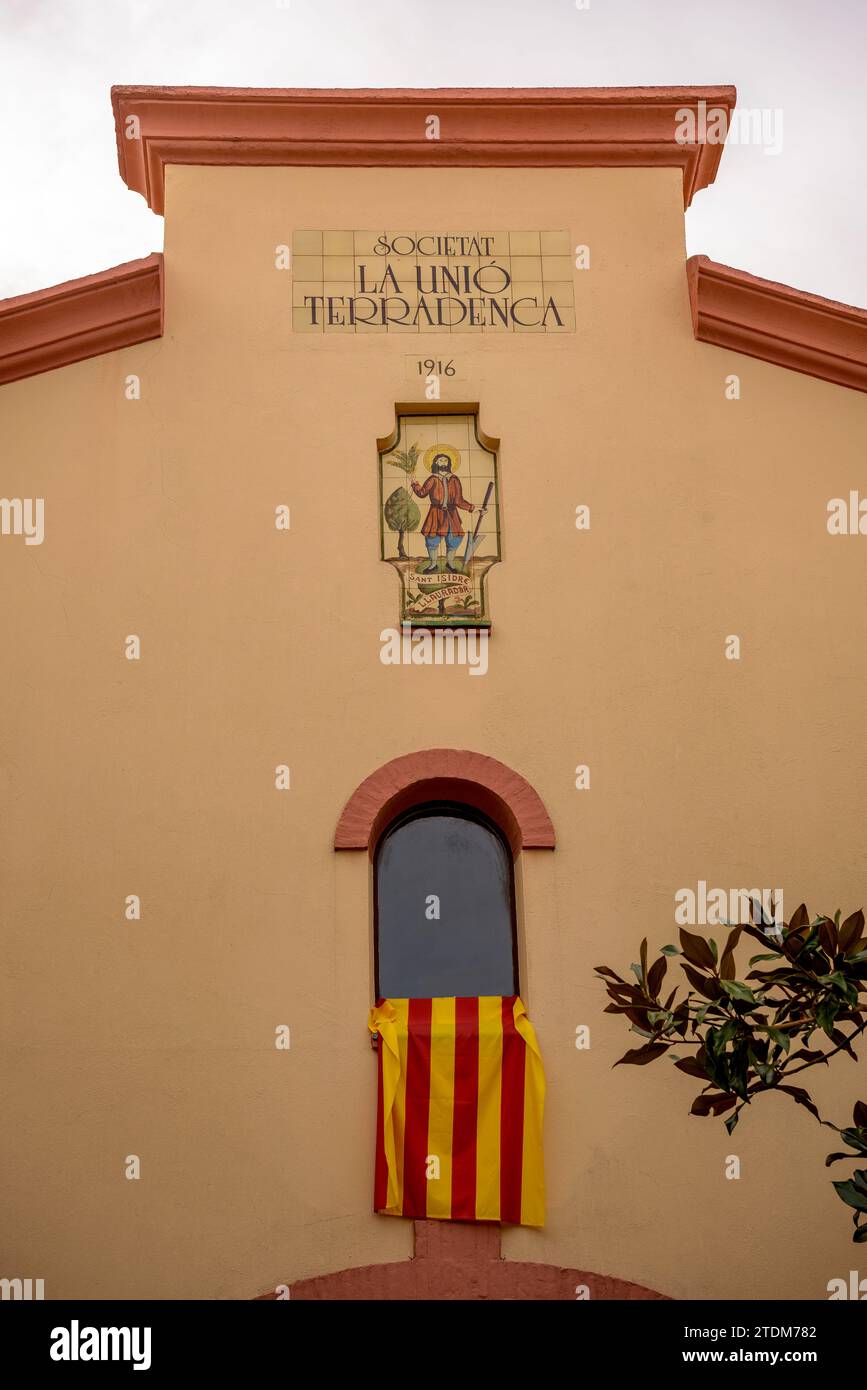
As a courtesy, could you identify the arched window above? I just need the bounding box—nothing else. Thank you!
[374,802,518,999]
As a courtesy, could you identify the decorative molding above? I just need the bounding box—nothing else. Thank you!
[110,85,737,215]
[334,749,556,855]
[0,255,163,386]
[687,255,867,394]
[255,1220,669,1300]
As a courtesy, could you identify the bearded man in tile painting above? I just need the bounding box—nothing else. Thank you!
[411,446,487,573]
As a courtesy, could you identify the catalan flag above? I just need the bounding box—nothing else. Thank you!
[368,996,545,1227]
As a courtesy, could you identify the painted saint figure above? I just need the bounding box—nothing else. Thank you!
[411,446,487,573]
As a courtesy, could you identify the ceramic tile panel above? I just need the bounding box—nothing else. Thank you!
[292,231,574,334]
[379,413,501,629]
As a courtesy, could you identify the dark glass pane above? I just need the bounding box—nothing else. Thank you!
[376,810,516,998]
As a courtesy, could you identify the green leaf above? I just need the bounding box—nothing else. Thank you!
[832,1172,867,1213]
[763,1026,791,1053]
[817,997,841,1036]
[708,1021,740,1053]
[839,1127,867,1155]
[754,1060,777,1085]
[818,971,850,991]
[719,979,756,1003]
[725,1109,741,1135]
[661,945,680,956]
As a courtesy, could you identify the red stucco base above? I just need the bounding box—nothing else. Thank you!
[255,1221,668,1300]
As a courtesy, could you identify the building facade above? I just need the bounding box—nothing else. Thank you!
[2,86,867,1301]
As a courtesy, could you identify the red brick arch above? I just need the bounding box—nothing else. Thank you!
[333,750,555,856]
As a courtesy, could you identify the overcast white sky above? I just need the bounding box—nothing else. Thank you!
[1,0,865,303]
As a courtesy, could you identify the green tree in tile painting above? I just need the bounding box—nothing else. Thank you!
[595,903,867,1242]
[383,444,421,560]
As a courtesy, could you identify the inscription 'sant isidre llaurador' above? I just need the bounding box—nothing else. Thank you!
[379,412,501,629]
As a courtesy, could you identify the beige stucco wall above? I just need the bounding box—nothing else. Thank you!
[2,161,866,1300]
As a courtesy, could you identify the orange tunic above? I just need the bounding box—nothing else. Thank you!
[412,474,474,537]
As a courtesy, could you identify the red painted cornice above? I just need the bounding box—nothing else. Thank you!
[110,85,736,214]
[687,255,867,393]
[0,254,163,385]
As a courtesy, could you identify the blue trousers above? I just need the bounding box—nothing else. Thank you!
[425,532,462,559]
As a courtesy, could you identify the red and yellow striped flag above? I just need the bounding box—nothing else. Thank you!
[368,996,545,1227]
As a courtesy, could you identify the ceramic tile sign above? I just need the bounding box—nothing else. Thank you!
[293,231,574,333]
[379,413,501,628]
